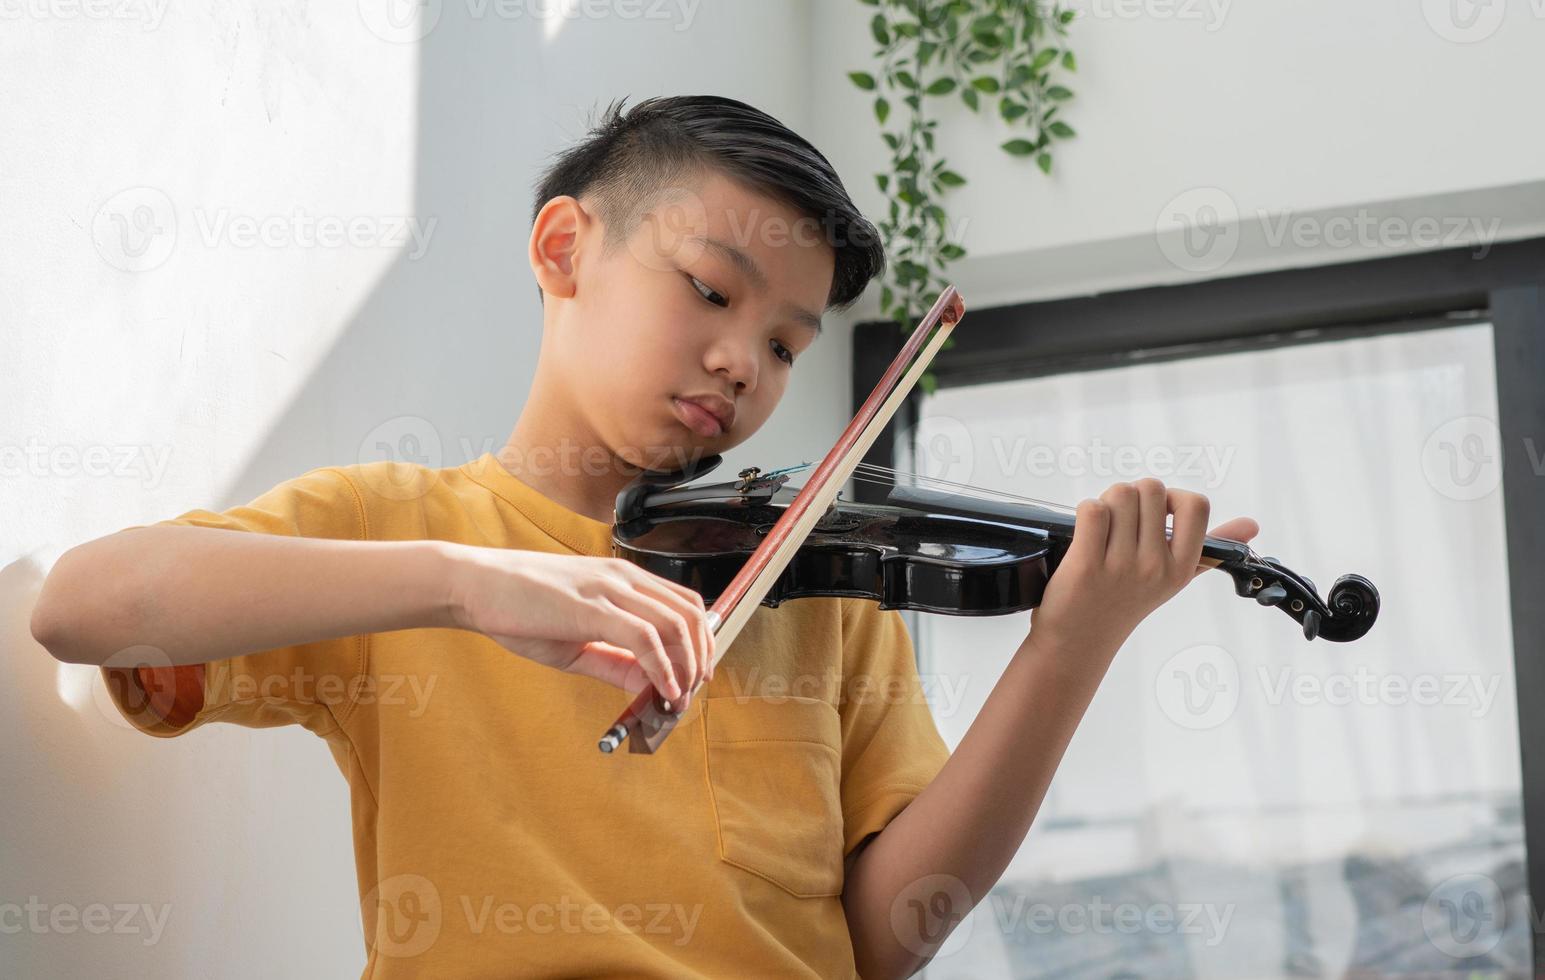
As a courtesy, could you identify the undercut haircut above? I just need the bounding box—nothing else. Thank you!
[530,95,886,312]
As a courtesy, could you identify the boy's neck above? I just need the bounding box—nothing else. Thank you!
[496,409,638,525]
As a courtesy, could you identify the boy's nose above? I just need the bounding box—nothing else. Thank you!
[704,341,757,393]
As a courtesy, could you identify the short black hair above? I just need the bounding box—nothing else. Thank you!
[530,95,885,312]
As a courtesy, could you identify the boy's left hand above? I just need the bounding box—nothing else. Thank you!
[1027,477,1260,659]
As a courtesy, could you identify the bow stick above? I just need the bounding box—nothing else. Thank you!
[597,285,968,754]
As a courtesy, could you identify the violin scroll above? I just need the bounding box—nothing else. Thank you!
[1227,557,1379,642]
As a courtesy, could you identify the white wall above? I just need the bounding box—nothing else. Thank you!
[808,0,1545,309]
[1,3,833,976]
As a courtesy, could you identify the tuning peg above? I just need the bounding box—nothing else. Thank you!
[1256,584,1288,606]
[1302,609,1321,641]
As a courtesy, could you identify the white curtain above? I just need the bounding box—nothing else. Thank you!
[909,322,1524,979]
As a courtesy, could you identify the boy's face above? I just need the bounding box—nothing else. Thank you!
[532,171,836,473]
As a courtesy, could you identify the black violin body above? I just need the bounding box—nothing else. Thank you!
[612,455,1380,643]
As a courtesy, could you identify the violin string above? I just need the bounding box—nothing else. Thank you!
[849,462,1077,514]
[838,470,1259,558]
[844,471,1076,518]
[778,461,1257,558]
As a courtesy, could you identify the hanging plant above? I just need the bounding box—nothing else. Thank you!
[849,0,1079,389]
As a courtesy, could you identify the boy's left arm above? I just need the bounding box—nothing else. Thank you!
[840,478,1258,980]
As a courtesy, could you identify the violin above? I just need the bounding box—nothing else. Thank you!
[595,285,1380,755]
[611,458,1380,642]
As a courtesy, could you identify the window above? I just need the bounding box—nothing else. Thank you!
[907,323,1528,977]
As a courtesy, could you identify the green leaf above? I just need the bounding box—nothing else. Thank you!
[875,174,890,193]
[894,20,919,38]
[925,77,957,95]
[875,97,891,124]
[871,13,889,45]
[919,40,938,65]
[961,87,979,111]
[919,372,939,396]
[971,75,1001,93]
[923,130,935,151]
[939,242,966,260]
[1031,48,1059,71]
[1010,64,1036,86]
[1061,50,1077,71]
[1059,9,1076,24]
[1047,85,1074,101]
[848,71,876,91]
[936,169,966,187]
[896,70,918,89]
[1000,100,1029,122]
[1001,138,1037,156]
[882,132,900,149]
[1036,152,1053,174]
[1048,120,1076,138]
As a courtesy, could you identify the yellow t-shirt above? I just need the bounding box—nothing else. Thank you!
[102,452,952,978]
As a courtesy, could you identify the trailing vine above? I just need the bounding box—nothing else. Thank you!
[849,0,1079,387]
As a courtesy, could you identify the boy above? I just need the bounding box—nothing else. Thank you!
[32,95,1257,978]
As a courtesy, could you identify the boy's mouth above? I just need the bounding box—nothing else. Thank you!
[672,394,734,438]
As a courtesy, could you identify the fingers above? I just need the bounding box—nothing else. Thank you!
[1068,497,1110,568]
[1101,482,1140,563]
[596,560,714,701]
[1133,478,1171,568]
[1167,488,1210,578]
[611,562,715,690]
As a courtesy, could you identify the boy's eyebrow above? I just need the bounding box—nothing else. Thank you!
[693,235,824,335]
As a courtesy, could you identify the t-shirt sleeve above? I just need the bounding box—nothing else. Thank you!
[836,599,952,858]
[99,465,370,739]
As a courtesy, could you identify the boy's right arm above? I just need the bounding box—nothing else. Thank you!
[31,525,710,701]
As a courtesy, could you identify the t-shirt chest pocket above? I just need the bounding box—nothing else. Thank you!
[701,695,846,899]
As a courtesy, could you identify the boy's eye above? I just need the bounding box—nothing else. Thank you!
[770,339,794,366]
[687,275,728,308]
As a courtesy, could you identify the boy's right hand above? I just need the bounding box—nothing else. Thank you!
[447,546,713,702]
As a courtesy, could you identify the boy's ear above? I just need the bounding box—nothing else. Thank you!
[529,195,589,301]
